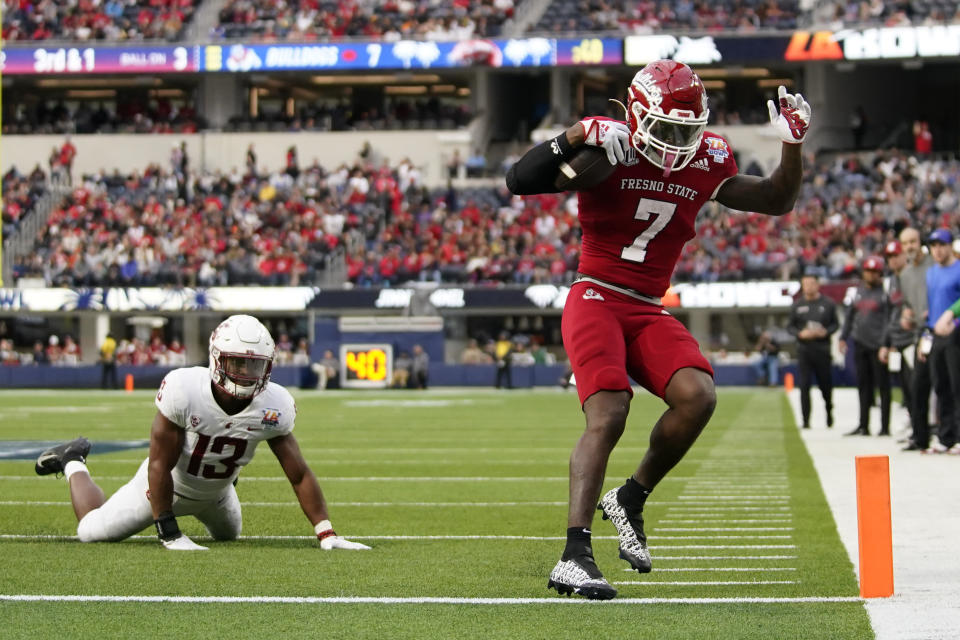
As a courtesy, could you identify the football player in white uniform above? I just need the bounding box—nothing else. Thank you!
[35,314,369,551]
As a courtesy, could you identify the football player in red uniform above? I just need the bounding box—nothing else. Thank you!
[506,60,811,599]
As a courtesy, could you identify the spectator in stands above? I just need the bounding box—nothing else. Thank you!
[31,340,49,366]
[275,333,294,365]
[411,344,429,390]
[913,121,932,156]
[0,339,19,366]
[309,349,339,390]
[59,136,77,184]
[460,338,492,364]
[167,339,187,367]
[99,333,118,389]
[46,335,62,365]
[291,338,311,366]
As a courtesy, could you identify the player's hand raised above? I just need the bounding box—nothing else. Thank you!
[320,536,371,551]
[767,86,811,144]
[579,118,632,166]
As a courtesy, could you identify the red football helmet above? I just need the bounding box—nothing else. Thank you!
[627,60,709,175]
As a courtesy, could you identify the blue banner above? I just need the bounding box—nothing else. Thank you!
[202,38,563,72]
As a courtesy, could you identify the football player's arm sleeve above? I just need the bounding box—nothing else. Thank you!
[713,143,802,216]
[949,297,960,317]
[147,410,185,518]
[269,433,330,525]
[506,125,584,195]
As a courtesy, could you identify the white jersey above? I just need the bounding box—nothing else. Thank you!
[155,366,296,500]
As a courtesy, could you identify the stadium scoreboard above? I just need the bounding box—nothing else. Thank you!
[339,344,393,389]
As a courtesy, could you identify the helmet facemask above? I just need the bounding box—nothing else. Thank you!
[208,314,276,399]
[211,351,273,399]
[627,65,709,177]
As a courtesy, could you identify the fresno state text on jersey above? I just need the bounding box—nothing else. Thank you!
[155,366,296,500]
[576,123,737,298]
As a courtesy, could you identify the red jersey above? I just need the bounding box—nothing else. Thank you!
[576,124,738,298]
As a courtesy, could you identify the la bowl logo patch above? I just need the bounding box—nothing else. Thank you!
[261,409,281,428]
[190,415,200,428]
[704,136,729,163]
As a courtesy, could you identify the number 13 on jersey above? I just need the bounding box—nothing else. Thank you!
[620,198,677,263]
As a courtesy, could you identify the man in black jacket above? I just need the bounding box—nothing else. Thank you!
[788,271,838,429]
[878,241,916,440]
[840,256,891,436]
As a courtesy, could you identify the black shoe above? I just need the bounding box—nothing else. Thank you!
[35,437,90,476]
[844,427,869,437]
[548,553,616,600]
[902,442,924,451]
[877,430,890,437]
[802,423,810,429]
[826,409,834,428]
[598,488,652,573]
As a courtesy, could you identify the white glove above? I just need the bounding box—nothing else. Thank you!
[767,85,811,144]
[579,118,632,165]
[162,534,208,551]
[320,535,371,551]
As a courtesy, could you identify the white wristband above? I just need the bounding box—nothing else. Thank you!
[314,520,333,536]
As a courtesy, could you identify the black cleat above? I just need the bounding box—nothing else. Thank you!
[826,409,834,428]
[547,553,616,600]
[35,437,91,476]
[598,488,652,573]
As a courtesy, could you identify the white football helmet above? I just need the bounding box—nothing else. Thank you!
[209,315,275,399]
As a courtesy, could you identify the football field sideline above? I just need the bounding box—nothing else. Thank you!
[0,389,873,639]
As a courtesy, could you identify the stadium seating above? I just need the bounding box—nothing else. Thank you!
[212,0,517,41]
[531,0,800,34]
[11,148,956,289]
[1,0,197,42]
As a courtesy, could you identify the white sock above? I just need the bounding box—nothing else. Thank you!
[64,460,89,480]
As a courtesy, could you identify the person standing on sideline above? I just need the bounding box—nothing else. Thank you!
[919,229,960,453]
[840,256,891,436]
[878,241,916,437]
[411,344,429,389]
[787,270,838,429]
[494,331,514,389]
[99,333,118,389]
[507,61,811,599]
[898,227,934,451]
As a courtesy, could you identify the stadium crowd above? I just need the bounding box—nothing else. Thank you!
[0,334,186,366]
[7,143,960,288]
[2,100,205,136]
[212,0,517,41]
[1,0,197,42]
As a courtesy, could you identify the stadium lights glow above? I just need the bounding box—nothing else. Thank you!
[36,77,163,88]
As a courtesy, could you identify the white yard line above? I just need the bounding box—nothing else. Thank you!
[0,534,797,548]
[0,594,862,605]
[612,581,798,586]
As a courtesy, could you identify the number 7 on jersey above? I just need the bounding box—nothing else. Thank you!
[620,198,677,263]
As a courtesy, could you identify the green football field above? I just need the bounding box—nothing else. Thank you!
[0,388,873,639]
